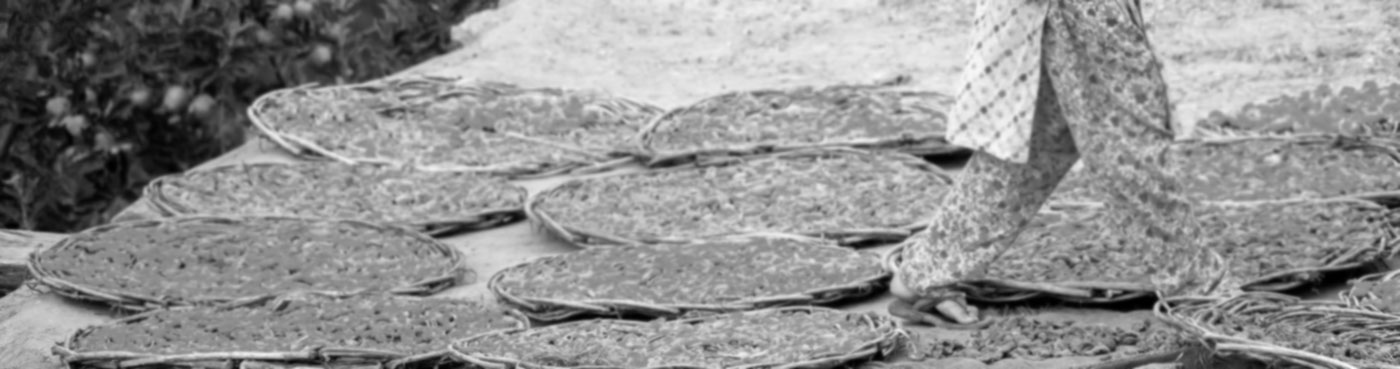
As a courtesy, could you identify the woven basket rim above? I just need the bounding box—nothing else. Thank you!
[448,306,905,369]
[26,215,469,312]
[487,233,891,321]
[1178,132,1400,161]
[1339,268,1400,310]
[634,86,955,167]
[1193,118,1400,141]
[246,77,649,178]
[1154,292,1400,369]
[141,161,529,236]
[54,294,529,368]
[884,199,1397,303]
[527,148,951,249]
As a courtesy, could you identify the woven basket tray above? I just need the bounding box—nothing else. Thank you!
[1156,292,1400,369]
[1193,81,1400,138]
[901,307,1195,365]
[528,148,954,247]
[248,76,661,178]
[450,306,904,369]
[144,162,528,237]
[1051,135,1400,206]
[27,216,469,312]
[886,200,1400,304]
[490,233,889,322]
[1340,268,1400,315]
[53,294,527,369]
[635,85,963,167]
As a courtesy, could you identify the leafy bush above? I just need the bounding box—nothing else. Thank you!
[1198,81,1400,137]
[0,0,497,232]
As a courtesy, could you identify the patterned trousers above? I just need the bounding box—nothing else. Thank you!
[896,0,1226,299]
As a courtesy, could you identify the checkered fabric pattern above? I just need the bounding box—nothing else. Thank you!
[946,0,1052,164]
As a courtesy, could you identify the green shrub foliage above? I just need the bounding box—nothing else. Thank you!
[0,0,497,232]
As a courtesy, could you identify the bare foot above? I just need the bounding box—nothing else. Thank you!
[888,296,991,329]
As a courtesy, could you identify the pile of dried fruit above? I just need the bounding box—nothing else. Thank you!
[57,296,523,368]
[146,162,527,236]
[250,77,659,176]
[1195,81,1400,137]
[28,216,466,310]
[1160,293,1400,368]
[908,311,1190,364]
[452,307,901,369]
[1052,136,1400,204]
[529,149,953,246]
[1342,269,1400,314]
[960,201,1398,302]
[490,234,888,320]
[638,85,958,166]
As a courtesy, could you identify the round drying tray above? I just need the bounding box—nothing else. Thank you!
[1051,134,1400,206]
[54,294,527,369]
[489,233,889,321]
[144,162,527,237]
[450,306,905,369]
[248,76,661,178]
[27,216,469,312]
[1156,292,1400,369]
[527,148,954,247]
[886,199,1400,303]
[636,84,963,167]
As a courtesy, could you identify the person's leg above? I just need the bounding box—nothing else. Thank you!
[893,67,1081,323]
[1043,0,1225,297]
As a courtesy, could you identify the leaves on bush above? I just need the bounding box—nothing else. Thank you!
[0,0,499,232]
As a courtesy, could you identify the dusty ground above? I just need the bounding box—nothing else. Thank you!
[402,0,1400,138]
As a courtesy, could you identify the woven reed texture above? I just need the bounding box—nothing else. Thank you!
[248,76,660,178]
[450,306,904,369]
[900,307,1193,365]
[55,295,526,369]
[1193,81,1400,138]
[635,85,964,167]
[489,233,889,321]
[1051,135,1400,206]
[1156,292,1400,369]
[145,162,527,237]
[886,200,1400,303]
[528,148,954,247]
[27,216,469,312]
[1341,268,1400,315]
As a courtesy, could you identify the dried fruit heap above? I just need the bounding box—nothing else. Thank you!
[1053,137,1400,203]
[977,201,1398,301]
[639,86,956,165]
[1197,81,1400,137]
[148,162,526,233]
[531,149,952,246]
[454,307,900,369]
[29,217,464,309]
[63,297,521,364]
[252,78,660,174]
[911,313,1189,363]
[449,86,663,152]
[491,235,888,319]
